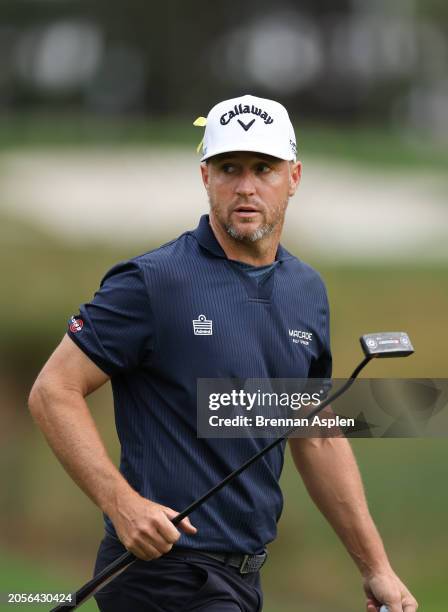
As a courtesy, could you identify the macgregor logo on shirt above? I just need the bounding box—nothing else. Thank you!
[289,329,313,346]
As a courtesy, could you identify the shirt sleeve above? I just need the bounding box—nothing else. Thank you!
[66,260,154,376]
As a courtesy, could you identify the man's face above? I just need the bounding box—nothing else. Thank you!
[201,152,301,243]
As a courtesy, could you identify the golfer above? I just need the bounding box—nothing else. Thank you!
[28,95,418,612]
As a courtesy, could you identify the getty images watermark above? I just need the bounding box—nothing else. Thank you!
[197,378,448,438]
[206,387,345,430]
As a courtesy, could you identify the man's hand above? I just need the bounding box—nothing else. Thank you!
[108,489,198,560]
[363,569,418,612]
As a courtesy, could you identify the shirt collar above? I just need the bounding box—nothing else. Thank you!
[192,214,293,262]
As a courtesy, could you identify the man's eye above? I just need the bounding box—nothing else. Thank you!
[256,163,270,173]
[221,163,236,174]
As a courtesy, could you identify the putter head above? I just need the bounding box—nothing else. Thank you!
[360,332,414,358]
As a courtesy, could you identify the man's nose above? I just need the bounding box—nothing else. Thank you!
[235,170,256,197]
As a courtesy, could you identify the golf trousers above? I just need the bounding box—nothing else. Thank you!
[94,533,264,611]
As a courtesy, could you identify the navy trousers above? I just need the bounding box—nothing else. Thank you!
[94,534,264,611]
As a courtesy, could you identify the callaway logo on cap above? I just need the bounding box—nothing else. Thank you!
[194,94,297,162]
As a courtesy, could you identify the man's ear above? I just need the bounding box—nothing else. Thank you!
[200,162,210,192]
[288,161,302,197]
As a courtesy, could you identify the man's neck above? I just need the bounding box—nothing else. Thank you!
[209,214,281,266]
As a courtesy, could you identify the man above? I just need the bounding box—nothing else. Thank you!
[28,94,418,612]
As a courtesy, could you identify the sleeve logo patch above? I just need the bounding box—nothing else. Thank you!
[69,316,84,333]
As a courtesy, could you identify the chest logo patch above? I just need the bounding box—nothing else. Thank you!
[289,329,313,346]
[193,314,213,336]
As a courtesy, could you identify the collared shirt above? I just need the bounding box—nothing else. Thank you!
[67,214,332,553]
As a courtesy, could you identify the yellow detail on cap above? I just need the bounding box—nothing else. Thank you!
[193,116,207,153]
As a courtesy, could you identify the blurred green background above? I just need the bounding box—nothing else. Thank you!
[1,1,447,611]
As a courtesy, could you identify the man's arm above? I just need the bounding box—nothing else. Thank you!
[28,335,197,559]
[288,436,418,612]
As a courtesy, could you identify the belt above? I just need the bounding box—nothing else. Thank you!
[175,549,268,574]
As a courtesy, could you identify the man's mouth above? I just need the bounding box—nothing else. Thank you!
[233,205,261,218]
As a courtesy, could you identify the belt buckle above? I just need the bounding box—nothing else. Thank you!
[239,554,251,574]
[239,552,267,574]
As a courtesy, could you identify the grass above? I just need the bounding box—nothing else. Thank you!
[0,552,97,611]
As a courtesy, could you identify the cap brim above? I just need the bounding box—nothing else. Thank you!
[201,144,295,162]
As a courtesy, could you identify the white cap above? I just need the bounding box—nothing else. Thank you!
[199,94,297,162]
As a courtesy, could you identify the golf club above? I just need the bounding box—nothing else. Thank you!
[50,332,414,611]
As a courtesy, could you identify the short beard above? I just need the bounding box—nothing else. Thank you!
[225,222,275,243]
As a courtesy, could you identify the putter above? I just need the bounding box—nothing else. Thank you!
[50,332,413,611]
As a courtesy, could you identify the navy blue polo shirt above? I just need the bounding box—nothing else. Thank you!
[67,214,332,554]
